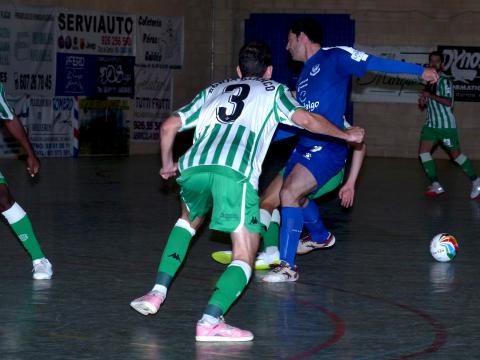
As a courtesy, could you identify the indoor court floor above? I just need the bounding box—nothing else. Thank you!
[0,151,479,359]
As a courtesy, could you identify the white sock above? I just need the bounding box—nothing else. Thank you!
[152,284,168,296]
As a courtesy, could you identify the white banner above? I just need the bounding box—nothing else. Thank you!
[0,95,74,157]
[27,97,74,157]
[136,15,183,68]
[56,9,135,56]
[0,5,56,96]
[132,66,172,142]
[352,46,434,103]
[0,95,29,156]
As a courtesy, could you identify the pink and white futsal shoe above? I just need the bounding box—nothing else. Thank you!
[130,291,165,315]
[196,317,254,342]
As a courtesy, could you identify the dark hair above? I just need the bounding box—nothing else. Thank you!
[289,17,323,45]
[238,41,272,77]
[429,50,444,63]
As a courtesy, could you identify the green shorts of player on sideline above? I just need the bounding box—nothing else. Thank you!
[420,126,460,150]
[278,167,345,200]
[177,168,262,234]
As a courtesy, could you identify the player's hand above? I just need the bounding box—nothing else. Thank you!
[344,126,364,144]
[422,68,439,84]
[160,162,178,180]
[26,155,40,177]
[418,93,427,109]
[338,183,355,208]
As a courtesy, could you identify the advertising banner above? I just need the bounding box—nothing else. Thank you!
[439,45,480,102]
[132,67,172,142]
[0,5,56,96]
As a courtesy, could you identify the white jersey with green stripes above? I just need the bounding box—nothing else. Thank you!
[425,74,456,129]
[0,83,15,120]
[176,77,303,189]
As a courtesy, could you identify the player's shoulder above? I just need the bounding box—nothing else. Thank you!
[322,46,369,62]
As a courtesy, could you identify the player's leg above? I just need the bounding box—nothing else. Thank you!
[419,127,443,197]
[130,173,207,315]
[443,130,480,199]
[197,176,260,341]
[297,168,345,254]
[255,173,284,268]
[0,177,52,279]
[211,172,283,268]
[263,162,316,282]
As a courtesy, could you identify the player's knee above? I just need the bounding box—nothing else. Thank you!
[0,185,14,212]
[259,197,277,213]
[279,184,301,206]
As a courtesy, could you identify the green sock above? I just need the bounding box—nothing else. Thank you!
[454,154,477,181]
[206,260,250,316]
[156,219,195,288]
[2,203,44,261]
[420,154,439,183]
[263,209,280,249]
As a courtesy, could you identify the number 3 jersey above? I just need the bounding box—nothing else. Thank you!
[175,77,303,190]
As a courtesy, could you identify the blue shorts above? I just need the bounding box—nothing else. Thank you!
[284,142,347,191]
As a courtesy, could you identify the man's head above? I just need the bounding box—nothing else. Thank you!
[286,17,322,62]
[428,51,444,72]
[237,41,273,79]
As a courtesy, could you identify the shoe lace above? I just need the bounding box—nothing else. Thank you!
[272,261,289,273]
[299,234,311,244]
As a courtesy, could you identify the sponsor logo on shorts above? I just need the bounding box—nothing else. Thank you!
[249,216,258,225]
[303,153,312,160]
[310,145,322,153]
[220,212,238,220]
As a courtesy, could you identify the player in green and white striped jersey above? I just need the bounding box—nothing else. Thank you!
[418,51,480,199]
[130,42,364,342]
[0,82,52,279]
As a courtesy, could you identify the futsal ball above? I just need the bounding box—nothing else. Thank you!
[430,233,459,262]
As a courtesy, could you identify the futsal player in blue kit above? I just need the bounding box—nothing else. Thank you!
[262,17,439,282]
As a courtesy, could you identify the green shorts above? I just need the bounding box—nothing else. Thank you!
[278,167,345,200]
[177,169,262,234]
[0,170,6,185]
[420,126,460,150]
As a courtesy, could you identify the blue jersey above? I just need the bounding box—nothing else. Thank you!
[275,46,370,148]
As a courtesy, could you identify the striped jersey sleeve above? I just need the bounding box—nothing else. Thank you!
[0,83,14,120]
[439,77,453,99]
[273,84,304,127]
[175,88,208,131]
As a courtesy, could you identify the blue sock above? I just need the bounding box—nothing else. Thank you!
[303,200,329,242]
[279,207,303,267]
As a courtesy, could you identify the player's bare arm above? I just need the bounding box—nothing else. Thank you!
[291,109,365,143]
[4,117,39,177]
[338,142,366,208]
[159,114,182,179]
